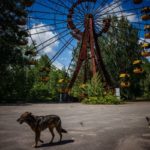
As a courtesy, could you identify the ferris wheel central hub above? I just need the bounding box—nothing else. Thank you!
[85,14,93,19]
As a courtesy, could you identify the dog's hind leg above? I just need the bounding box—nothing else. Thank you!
[49,127,55,144]
[56,125,62,142]
[39,139,44,143]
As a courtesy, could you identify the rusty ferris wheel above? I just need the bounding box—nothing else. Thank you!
[20,0,150,91]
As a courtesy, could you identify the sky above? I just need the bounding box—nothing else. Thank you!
[27,0,150,69]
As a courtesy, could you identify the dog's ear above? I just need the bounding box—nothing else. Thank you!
[146,117,149,122]
[28,112,32,115]
[25,112,32,116]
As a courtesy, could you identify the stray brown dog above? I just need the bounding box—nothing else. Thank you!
[17,112,67,148]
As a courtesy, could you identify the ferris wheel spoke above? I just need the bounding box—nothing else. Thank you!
[80,1,88,14]
[75,6,86,16]
[30,29,68,51]
[69,0,88,15]
[28,16,67,22]
[74,16,84,23]
[36,31,71,53]
[35,1,68,16]
[114,13,139,20]
[51,37,74,63]
[86,1,90,13]
[130,22,148,26]
[96,12,138,23]
[26,21,67,31]
[95,6,143,19]
[138,38,150,44]
[72,11,85,21]
[47,0,70,10]
[94,0,128,17]
[30,26,68,36]
[93,0,121,15]
[28,10,68,17]
[96,0,110,12]
[59,0,72,9]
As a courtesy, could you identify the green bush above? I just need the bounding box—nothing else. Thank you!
[29,83,50,100]
[82,94,121,104]
[81,73,121,104]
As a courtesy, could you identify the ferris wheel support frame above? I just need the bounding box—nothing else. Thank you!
[68,13,112,91]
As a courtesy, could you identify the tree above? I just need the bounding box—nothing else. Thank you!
[0,0,34,101]
[98,16,143,99]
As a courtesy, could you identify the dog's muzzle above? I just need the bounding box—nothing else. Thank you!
[17,118,23,124]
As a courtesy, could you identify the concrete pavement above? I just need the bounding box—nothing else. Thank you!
[0,102,150,150]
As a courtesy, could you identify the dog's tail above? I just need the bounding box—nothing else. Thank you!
[61,128,67,133]
[146,116,149,122]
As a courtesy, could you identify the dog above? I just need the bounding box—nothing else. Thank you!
[146,116,150,128]
[17,112,67,148]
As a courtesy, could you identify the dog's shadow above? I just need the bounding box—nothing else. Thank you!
[39,139,74,147]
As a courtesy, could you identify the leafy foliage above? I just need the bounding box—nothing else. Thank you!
[81,73,121,104]
[142,61,150,98]
[97,16,145,99]
[83,95,121,104]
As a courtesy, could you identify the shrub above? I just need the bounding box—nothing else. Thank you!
[82,73,121,104]
[83,93,121,105]
[29,83,50,100]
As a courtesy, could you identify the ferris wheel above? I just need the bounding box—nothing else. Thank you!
[19,0,150,90]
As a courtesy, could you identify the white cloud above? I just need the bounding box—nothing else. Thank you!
[139,38,150,44]
[96,0,137,22]
[28,23,68,69]
[53,61,64,70]
[29,23,59,56]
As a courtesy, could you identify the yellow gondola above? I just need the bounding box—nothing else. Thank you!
[144,25,150,30]
[145,33,150,39]
[141,14,150,21]
[79,84,87,88]
[133,0,143,4]
[141,43,150,49]
[120,81,130,88]
[133,67,144,74]
[119,73,130,78]
[132,60,142,65]
[58,79,69,83]
[141,7,150,13]
[141,51,150,57]
[58,79,65,83]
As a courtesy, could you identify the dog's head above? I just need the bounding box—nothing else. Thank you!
[17,112,32,124]
[146,117,150,128]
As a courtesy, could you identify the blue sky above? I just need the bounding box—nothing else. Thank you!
[27,0,150,69]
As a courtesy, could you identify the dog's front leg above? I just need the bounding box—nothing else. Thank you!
[49,127,55,144]
[32,131,40,148]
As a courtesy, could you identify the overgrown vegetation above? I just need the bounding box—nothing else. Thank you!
[81,73,121,104]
